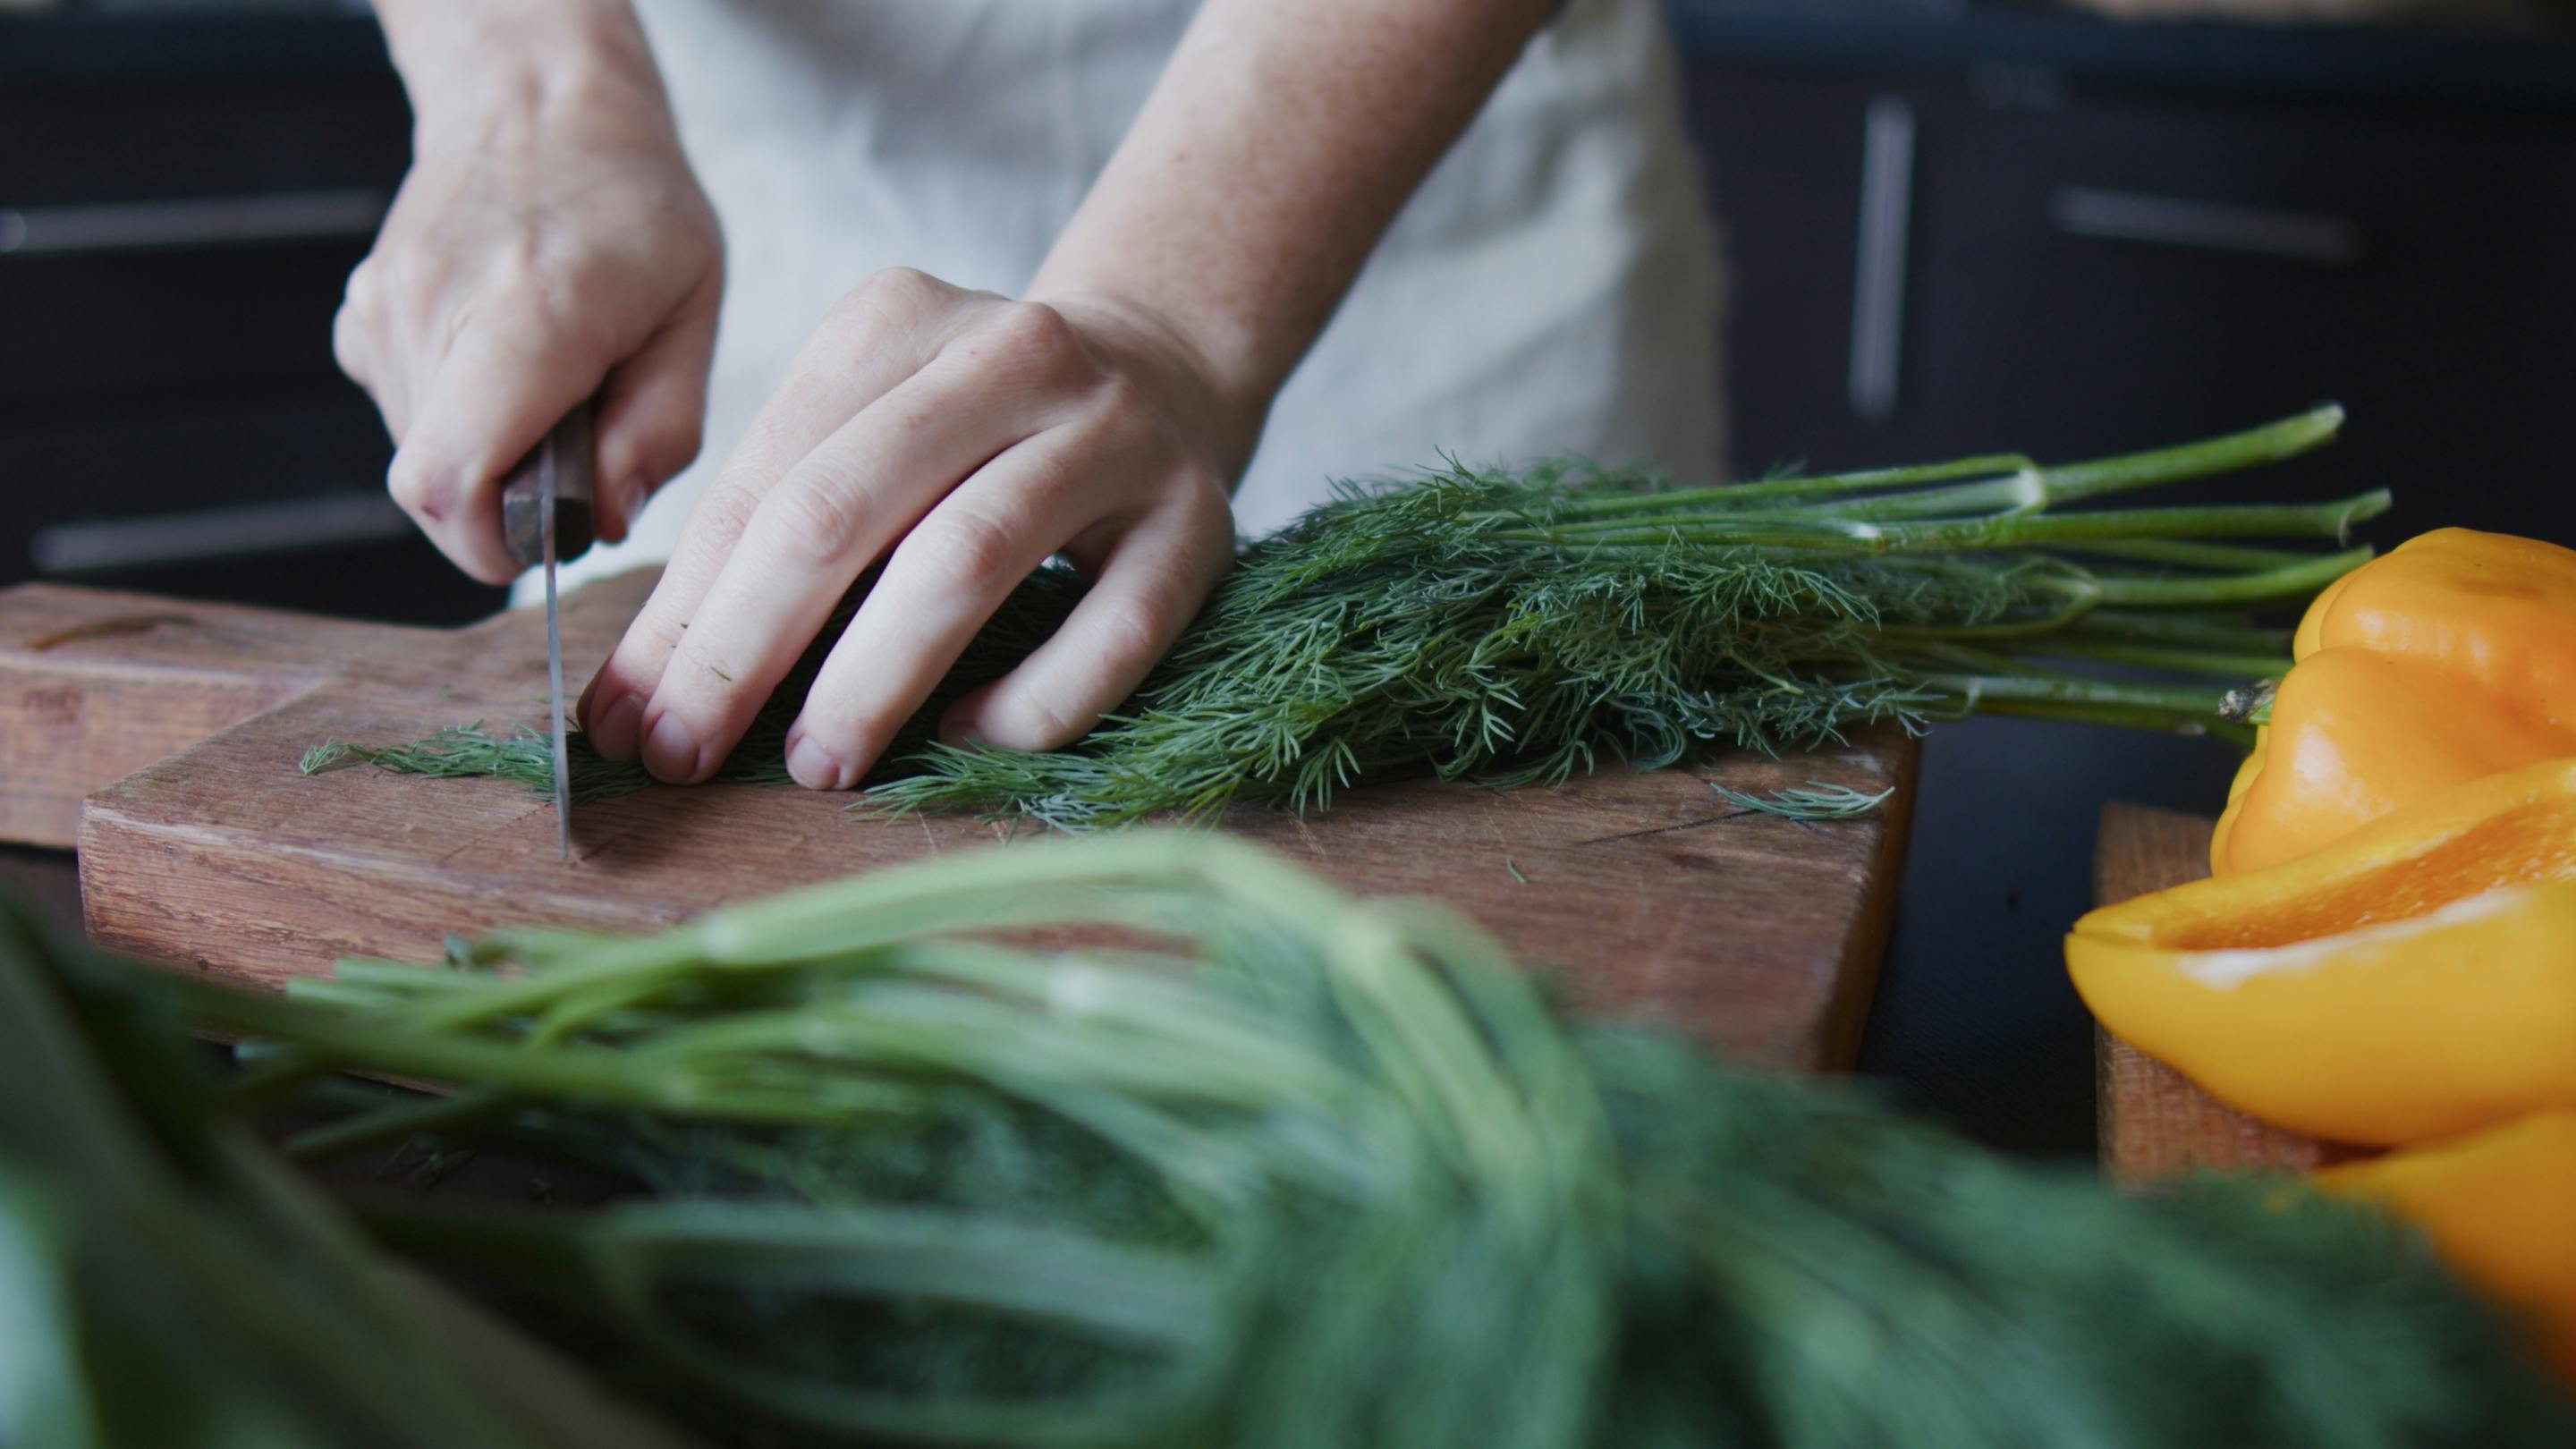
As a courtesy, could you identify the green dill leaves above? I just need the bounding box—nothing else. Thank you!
[320,409,2362,826]
[297,739,351,775]
[302,722,650,802]
[1707,779,1896,821]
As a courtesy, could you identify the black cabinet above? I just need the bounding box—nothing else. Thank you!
[1694,59,2576,533]
[0,24,500,623]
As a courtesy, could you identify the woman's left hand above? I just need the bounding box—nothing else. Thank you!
[578,268,1250,789]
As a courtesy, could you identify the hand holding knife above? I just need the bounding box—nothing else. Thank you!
[499,402,597,860]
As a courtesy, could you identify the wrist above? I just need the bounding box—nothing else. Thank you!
[1033,286,1275,480]
[380,0,678,161]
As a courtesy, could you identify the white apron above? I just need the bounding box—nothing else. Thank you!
[553,0,1726,597]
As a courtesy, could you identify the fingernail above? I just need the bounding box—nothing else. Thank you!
[641,711,707,784]
[591,693,646,761]
[785,734,848,791]
[616,475,648,533]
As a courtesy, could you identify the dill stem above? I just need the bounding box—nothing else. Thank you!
[1515,453,2038,519]
[1502,491,2388,555]
[1506,403,2343,525]
[2067,538,2323,572]
[2059,609,2290,653]
[691,832,1344,965]
[1880,602,2292,654]
[2089,545,2373,606]
[187,979,868,1124]
[1970,695,2257,745]
[2034,402,2344,502]
[642,1004,1346,1113]
[1915,669,2231,721]
[1837,404,2349,521]
[1898,642,2058,679]
[398,932,713,1034]
[2000,640,2289,680]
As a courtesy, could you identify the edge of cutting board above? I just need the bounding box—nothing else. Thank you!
[2092,801,2367,1181]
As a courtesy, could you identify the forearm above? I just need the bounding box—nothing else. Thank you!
[375,0,680,157]
[1030,0,1556,462]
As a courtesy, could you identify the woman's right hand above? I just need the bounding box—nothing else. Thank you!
[337,0,722,583]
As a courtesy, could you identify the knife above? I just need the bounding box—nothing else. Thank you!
[499,404,596,860]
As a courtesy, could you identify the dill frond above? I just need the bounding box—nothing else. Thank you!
[318,410,2374,827]
[1707,780,1897,821]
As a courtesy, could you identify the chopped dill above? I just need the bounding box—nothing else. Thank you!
[1707,780,1897,821]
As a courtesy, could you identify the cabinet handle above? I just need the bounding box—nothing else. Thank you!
[2048,187,2360,265]
[1848,97,1916,426]
[0,188,386,257]
[30,491,410,574]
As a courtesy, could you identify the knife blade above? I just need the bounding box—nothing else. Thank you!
[499,404,596,860]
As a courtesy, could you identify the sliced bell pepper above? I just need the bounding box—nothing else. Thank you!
[2070,756,2576,1146]
[2317,1114,2576,1384]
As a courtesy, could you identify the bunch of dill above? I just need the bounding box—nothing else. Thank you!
[169,830,2573,1448]
[309,408,2376,826]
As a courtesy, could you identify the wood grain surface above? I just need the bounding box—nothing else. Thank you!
[2093,801,2364,1181]
[0,573,1922,1071]
[0,588,419,847]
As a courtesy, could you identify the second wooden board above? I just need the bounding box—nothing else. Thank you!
[2092,801,2367,1181]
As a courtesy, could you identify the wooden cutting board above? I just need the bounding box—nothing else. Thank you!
[0,572,1919,1071]
[2093,802,2368,1180]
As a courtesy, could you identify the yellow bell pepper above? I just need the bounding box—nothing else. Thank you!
[2211,528,2576,877]
[2069,756,2576,1146]
[2316,1114,2576,1383]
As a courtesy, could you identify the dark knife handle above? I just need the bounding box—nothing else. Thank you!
[500,405,598,568]
[504,494,595,568]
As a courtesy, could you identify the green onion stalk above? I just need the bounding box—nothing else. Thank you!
[309,407,2366,827]
[161,831,2572,1449]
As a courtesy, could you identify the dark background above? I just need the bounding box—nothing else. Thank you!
[5,0,2573,1155]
